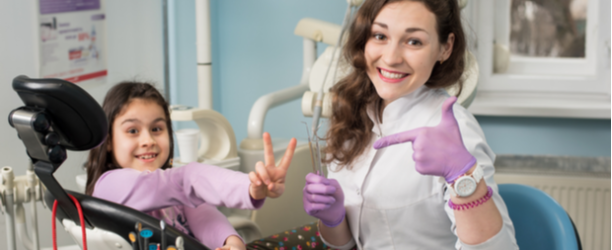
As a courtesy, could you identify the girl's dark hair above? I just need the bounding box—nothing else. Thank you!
[325,0,466,169]
[85,81,174,195]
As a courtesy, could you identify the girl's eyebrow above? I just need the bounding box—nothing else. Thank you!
[372,22,428,34]
[120,117,166,125]
[152,117,166,123]
[120,118,140,125]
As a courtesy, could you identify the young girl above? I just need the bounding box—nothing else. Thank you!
[301,0,518,249]
[85,81,297,250]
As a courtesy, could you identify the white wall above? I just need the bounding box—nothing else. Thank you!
[0,1,164,248]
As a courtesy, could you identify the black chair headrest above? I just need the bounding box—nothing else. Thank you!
[12,75,107,151]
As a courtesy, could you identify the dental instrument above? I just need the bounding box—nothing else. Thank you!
[136,222,143,250]
[160,220,167,250]
[302,122,317,173]
[306,0,362,177]
[129,231,138,250]
[310,0,362,137]
[175,236,184,250]
[313,126,323,175]
[303,122,324,175]
[140,228,153,250]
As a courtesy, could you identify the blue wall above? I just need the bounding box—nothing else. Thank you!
[168,1,610,157]
[476,116,610,157]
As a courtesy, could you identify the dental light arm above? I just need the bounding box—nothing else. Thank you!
[244,84,310,144]
[241,27,319,149]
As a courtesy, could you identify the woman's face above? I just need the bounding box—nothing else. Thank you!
[365,1,454,107]
[110,98,170,172]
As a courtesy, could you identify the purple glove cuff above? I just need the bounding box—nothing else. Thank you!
[320,208,346,228]
[250,197,266,209]
[445,156,477,183]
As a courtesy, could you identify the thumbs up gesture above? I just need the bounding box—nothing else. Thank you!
[373,97,476,183]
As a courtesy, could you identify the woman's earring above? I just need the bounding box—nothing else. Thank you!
[439,59,445,65]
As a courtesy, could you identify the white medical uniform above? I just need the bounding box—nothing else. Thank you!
[322,86,518,250]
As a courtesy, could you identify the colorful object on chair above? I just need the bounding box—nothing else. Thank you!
[160,220,166,250]
[129,232,138,250]
[140,228,153,250]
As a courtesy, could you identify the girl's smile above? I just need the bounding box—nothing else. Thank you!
[136,152,159,162]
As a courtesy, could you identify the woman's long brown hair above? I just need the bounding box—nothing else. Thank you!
[85,82,174,195]
[324,0,467,169]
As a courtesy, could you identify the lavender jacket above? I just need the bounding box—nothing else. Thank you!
[93,162,264,248]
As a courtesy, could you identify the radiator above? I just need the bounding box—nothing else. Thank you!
[495,173,611,250]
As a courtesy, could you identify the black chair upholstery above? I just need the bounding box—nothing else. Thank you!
[44,189,207,249]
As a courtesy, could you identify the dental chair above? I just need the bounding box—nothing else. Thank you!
[8,75,210,250]
[498,184,582,250]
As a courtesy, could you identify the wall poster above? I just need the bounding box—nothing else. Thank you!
[38,0,107,84]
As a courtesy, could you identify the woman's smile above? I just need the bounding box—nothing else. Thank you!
[377,67,410,83]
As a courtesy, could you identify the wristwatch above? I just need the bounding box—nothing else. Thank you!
[448,165,483,197]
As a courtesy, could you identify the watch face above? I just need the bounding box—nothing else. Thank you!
[455,177,477,197]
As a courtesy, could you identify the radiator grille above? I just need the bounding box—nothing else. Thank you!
[495,173,611,250]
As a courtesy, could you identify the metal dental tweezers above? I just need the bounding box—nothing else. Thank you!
[303,122,323,176]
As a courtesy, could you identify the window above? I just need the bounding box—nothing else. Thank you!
[462,0,610,119]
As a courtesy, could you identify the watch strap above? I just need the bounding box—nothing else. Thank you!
[447,165,483,197]
[472,165,483,183]
[448,183,457,197]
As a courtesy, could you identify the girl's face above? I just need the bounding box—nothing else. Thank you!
[365,1,454,107]
[110,98,170,172]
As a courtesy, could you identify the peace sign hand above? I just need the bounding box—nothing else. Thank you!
[373,96,476,183]
[249,132,297,199]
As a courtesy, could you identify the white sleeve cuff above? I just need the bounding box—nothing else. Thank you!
[318,222,356,250]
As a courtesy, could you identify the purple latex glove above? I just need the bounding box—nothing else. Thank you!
[373,96,476,183]
[302,173,346,227]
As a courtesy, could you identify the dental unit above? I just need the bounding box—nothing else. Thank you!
[1,0,480,249]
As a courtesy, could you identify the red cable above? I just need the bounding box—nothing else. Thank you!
[52,200,57,250]
[52,194,87,250]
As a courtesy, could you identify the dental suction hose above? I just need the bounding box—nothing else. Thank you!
[27,169,40,250]
[311,1,357,135]
[16,204,34,250]
[2,166,17,250]
[347,0,364,7]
